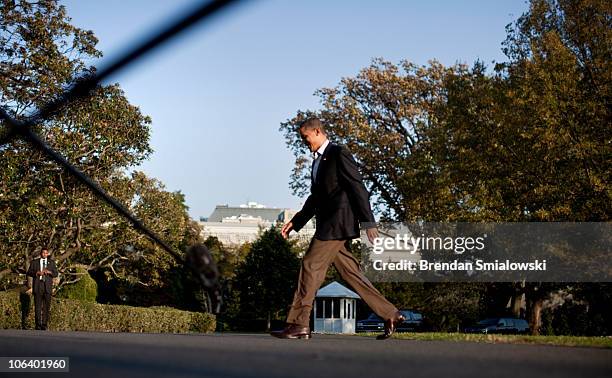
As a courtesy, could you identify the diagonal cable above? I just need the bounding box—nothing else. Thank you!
[29,0,241,127]
[1,0,241,146]
[0,0,242,298]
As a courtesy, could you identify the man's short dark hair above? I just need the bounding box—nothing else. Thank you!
[299,118,326,134]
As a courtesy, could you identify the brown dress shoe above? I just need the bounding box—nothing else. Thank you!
[270,323,311,339]
[376,311,406,340]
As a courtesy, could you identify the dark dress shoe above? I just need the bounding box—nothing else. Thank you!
[376,311,406,340]
[270,324,311,339]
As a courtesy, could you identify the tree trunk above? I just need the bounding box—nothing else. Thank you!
[528,299,543,335]
[526,283,544,335]
[266,311,271,332]
[510,281,525,317]
[510,294,522,317]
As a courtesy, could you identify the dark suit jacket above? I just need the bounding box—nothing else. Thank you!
[26,258,58,294]
[291,143,375,240]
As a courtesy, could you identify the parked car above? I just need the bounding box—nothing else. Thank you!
[356,310,423,333]
[396,310,424,332]
[463,317,530,334]
[356,313,384,333]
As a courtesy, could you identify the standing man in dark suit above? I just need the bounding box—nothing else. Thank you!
[26,247,58,330]
[271,118,404,340]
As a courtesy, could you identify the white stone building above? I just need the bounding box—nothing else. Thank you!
[199,202,315,246]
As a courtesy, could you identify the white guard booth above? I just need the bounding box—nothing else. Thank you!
[313,281,360,334]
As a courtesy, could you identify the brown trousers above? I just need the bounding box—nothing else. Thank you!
[286,238,398,327]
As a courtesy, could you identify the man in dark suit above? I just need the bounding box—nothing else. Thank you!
[26,247,58,330]
[271,118,404,340]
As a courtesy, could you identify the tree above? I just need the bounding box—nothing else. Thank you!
[0,1,202,309]
[279,0,611,335]
[201,236,249,321]
[494,0,610,221]
[493,0,611,334]
[233,228,300,330]
[204,236,249,282]
[1,0,150,283]
[280,59,462,221]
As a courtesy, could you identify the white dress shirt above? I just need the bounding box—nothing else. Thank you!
[40,258,47,280]
[312,139,330,183]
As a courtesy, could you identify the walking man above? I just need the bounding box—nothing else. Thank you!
[271,118,404,340]
[26,247,58,330]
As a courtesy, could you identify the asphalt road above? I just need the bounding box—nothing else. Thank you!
[0,330,610,378]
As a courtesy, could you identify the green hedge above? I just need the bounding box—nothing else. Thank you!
[0,290,215,333]
[55,266,98,302]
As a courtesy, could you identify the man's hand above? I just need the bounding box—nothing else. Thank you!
[281,222,294,239]
[36,271,44,276]
[366,227,379,244]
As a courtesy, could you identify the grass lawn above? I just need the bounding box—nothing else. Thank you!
[356,332,612,348]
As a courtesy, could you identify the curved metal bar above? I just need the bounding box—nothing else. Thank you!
[0,0,245,312]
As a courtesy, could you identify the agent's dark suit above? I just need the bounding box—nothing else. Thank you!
[286,142,398,327]
[26,257,58,330]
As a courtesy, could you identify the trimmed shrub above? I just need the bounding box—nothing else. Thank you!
[55,266,98,302]
[0,290,215,333]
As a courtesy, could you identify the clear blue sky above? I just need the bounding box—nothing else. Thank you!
[61,0,528,219]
